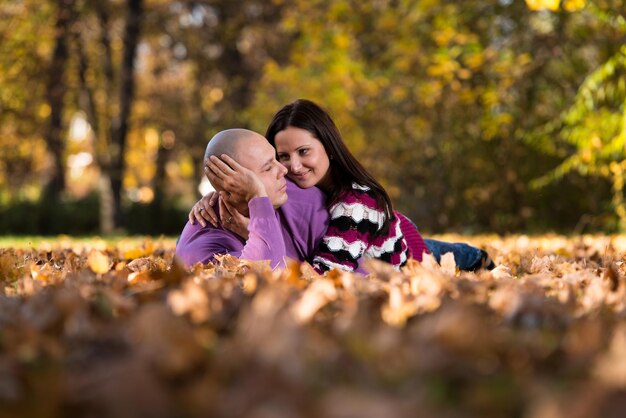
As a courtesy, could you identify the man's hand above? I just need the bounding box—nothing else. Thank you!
[205,154,267,203]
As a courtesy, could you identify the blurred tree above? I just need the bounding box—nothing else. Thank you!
[70,0,143,231]
[531,1,626,229]
[136,0,292,195]
[248,0,625,233]
[66,0,290,231]
[43,0,76,203]
[1,0,624,234]
[109,0,144,228]
[0,1,53,202]
[72,0,116,232]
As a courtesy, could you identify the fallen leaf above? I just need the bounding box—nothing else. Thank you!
[87,250,110,274]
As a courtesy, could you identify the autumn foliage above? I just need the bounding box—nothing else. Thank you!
[3,1,625,234]
[2,236,626,417]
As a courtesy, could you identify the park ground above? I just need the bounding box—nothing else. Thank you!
[1,234,626,417]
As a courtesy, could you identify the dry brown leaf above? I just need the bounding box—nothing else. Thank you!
[291,278,338,324]
[129,303,205,379]
[491,264,513,280]
[593,324,626,387]
[127,257,161,272]
[167,279,210,323]
[242,272,258,294]
[530,255,555,274]
[281,259,309,289]
[381,283,419,327]
[87,250,110,274]
[420,252,441,272]
[439,252,457,276]
[127,269,151,284]
[4,235,626,418]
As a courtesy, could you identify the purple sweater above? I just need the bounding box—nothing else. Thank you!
[176,180,329,269]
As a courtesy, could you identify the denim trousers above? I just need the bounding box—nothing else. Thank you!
[423,239,485,271]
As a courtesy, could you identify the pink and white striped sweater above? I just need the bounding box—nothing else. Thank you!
[313,183,428,273]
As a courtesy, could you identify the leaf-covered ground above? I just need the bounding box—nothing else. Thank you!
[1,235,626,418]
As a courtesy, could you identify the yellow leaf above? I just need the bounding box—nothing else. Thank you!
[123,247,146,260]
[525,0,560,10]
[38,103,51,118]
[564,0,585,11]
[88,250,110,274]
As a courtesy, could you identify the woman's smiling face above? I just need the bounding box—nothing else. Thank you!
[274,126,332,191]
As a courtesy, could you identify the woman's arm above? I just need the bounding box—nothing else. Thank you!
[312,189,386,273]
[395,211,429,262]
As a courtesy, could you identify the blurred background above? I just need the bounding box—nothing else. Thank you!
[0,0,624,236]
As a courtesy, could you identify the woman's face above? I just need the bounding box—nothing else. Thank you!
[274,126,332,190]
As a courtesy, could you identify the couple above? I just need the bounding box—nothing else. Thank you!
[176,99,493,274]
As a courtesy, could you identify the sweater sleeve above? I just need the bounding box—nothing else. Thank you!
[395,211,429,262]
[312,192,385,273]
[176,197,287,269]
[240,197,287,269]
[175,221,245,267]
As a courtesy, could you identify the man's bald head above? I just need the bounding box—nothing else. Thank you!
[203,128,288,210]
[204,129,262,162]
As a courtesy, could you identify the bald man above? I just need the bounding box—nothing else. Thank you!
[176,129,329,269]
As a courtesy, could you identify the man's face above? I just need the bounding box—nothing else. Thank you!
[236,135,289,208]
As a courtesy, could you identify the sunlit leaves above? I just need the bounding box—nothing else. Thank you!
[526,0,561,11]
[0,1,56,199]
[526,0,587,11]
[536,44,626,226]
[1,0,625,234]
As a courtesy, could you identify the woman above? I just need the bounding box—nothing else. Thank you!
[266,99,428,272]
[191,100,493,272]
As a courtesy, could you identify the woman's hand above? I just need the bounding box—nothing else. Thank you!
[219,193,250,240]
[188,191,219,227]
[205,154,267,203]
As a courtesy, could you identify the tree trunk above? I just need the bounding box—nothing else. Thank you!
[191,67,207,191]
[74,27,115,235]
[94,2,116,234]
[98,174,115,234]
[152,134,172,219]
[109,0,143,229]
[43,0,76,201]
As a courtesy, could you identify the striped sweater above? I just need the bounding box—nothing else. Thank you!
[313,183,427,273]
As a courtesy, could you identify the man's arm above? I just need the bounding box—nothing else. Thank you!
[175,221,245,267]
[176,196,287,269]
[239,197,286,267]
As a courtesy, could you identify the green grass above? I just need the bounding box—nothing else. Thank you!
[0,235,178,249]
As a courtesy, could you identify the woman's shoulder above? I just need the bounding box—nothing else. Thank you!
[334,183,378,207]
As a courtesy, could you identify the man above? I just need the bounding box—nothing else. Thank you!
[176,129,329,268]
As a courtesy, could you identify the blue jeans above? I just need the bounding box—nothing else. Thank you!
[424,239,489,271]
